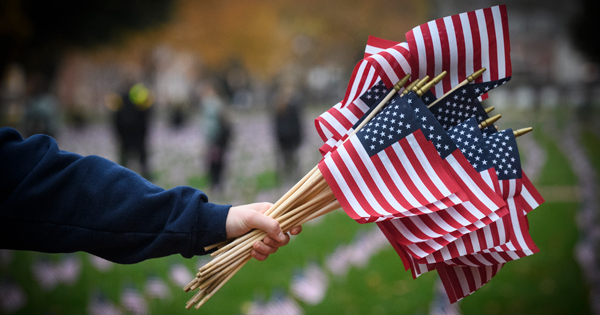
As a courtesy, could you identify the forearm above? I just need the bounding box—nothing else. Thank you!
[0,127,230,264]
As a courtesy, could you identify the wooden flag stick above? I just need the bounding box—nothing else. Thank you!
[427,68,487,108]
[194,257,251,309]
[479,114,501,129]
[485,106,495,114]
[513,127,533,137]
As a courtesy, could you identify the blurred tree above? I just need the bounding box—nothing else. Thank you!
[0,0,174,80]
[571,0,600,64]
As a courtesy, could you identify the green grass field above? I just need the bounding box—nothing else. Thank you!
[2,109,596,315]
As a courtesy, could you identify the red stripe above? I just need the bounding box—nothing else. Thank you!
[467,11,482,84]
[499,5,512,76]
[346,101,368,123]
[328,107,355,131]
[365,36,400,58]
[405,30,420,83]
[420,23,436,88]
[452,14,467,82]
[483,7,499,81]
[435,18,452,94]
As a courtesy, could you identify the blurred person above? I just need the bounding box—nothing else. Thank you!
[0,127,302,264]
[274,84,303,183]
[110,81,153,180]
[21,73,59,138]
[201,82,232,192]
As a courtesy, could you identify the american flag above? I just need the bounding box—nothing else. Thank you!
[378,93,506,258]
[120,286,148,315]
[319,93,465,222]
[405,5,512,99]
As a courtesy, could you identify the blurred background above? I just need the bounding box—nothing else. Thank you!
[1,0,599,314]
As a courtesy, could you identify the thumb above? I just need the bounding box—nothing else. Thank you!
[247,212,285,242]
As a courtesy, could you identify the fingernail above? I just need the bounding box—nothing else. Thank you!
[278,232,285,242]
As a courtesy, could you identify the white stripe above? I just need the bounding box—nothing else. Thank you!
[475,9,491,82]
[447,193,463,204]
[352,96,370,113]
[339,106,359,125]
[387,45,412,76]
[408,216,443,238]
[469,229,481,253]
[520,185,540,211]
[459,13,474,78]
[472,266,483,289]
[488,252,507,264]
[359,67,378,98]
[444,16,459,88]
[323,154,370,218]
[428,211,456,232]
[320,111,348,138]
[413,26,429,79]
[390,219,425,243]
[454,267,471,296]
[345,60,369,107]
[497,215,507,244]
[508,197,527,250]
[447,154,499,210]
[492,6,506,79]
[472,253,492,265]
[365,45,385,56]
[319,122,333,140]
[407,134,453,196]
[456,237,467,256]
[405,243,429,258]
[480,168,495,190]
[443,206,471,227]
[371,53,399,85]
[427,21,444,97]
[483,224,494,249]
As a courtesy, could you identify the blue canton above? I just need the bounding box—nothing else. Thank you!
[405,92,457,159]
[352,79,392,130]
[356,93,420,157]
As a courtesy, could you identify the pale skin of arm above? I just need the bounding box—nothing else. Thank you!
[225,202,302,261]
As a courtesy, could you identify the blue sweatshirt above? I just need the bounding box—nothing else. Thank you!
[0,127,230,264]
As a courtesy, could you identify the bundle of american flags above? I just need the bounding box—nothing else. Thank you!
[183,4,545,309]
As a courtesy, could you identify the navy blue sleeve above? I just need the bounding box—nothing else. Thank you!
[0,127,230,264]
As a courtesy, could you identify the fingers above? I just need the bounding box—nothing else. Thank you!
[289,226,302,235]
[246,212,286,242]
[250,234,290,261]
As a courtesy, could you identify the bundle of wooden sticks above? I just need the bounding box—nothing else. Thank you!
[182,69,532,310]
